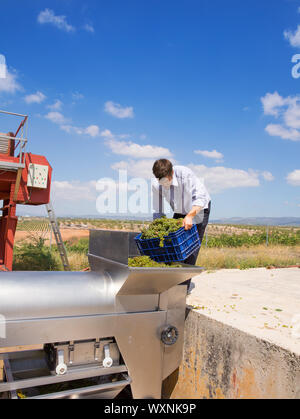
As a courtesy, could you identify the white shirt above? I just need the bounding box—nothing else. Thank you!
[152,165,211,224]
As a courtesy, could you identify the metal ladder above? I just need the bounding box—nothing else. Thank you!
[46,202,70,271]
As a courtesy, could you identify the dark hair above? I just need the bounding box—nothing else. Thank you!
[152,159,173,179]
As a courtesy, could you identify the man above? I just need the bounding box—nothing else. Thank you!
[152,159,211,291]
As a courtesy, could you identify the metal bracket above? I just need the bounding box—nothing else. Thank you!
[56,350,67,375]
[94,339,100,361]
[103,344,113,368]
[68,341,75,364]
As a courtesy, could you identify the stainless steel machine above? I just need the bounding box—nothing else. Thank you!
[0,230,203,399]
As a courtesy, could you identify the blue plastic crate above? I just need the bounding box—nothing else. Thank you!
[135,224,201,263]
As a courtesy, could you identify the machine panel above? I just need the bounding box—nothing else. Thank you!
[27,163,49,189]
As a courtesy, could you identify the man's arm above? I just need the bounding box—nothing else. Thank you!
[183,206,202,230]
[183,170,208,230]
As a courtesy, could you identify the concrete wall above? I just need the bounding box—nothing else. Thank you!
[163,310,300,399]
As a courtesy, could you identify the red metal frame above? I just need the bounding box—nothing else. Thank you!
[14,115,28,138]
[0,200,17,271]
[0,126,52,271]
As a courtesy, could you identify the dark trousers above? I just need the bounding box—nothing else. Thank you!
[174,201,211,287]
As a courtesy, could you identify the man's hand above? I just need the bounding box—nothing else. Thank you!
[182,206,202,230]
[183,215,193,230]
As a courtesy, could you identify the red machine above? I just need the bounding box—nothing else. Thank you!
[0,110,52,271]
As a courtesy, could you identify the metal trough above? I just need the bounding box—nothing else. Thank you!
[0,229,203,399]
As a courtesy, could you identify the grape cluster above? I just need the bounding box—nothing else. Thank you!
[128,256,181,268]
[141,217,183,247]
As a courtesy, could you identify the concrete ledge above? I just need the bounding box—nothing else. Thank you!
[163,269,300,399]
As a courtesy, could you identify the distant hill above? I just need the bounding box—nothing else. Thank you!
[211,217,300,226]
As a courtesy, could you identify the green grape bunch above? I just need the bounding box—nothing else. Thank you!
[128,256,182,268]
[140,217,183,247]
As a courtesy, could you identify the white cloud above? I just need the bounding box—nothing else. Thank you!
[104,101,134,119]
[84,125,100,137]
[261,171,275,182]
[0,68,21,94]
[287,170,300,186]
[38,9,75,32]
[83,24,95,33]
[262,92,300,141]
[45,110,100,138]
[265,124,300,141]
[111,161,260,190]
[100,130,130,140]
[194,149,224,161]
[0,54,6,78]
[112,159,155,179]
[100,129,114,138]
[106,138,172,159]
[261,91,291,117]
[283,104,300,129]
[48,100,63,111]
[61,124,100,138]
[52,180,97,201]
[24,91,46,104]
[45,111,68,125]
[72,92,84,102]
[284,25,300,47]
[188,164,260,193]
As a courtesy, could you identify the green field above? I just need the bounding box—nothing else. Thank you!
[13,218,300,271]
[206,229,300,247]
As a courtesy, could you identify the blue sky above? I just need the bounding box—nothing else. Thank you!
[1,0,300,218]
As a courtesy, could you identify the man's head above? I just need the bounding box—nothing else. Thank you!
[153,159,173,187]
[153,159,173,179]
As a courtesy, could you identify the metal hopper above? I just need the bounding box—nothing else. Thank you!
[0,229,203,399]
